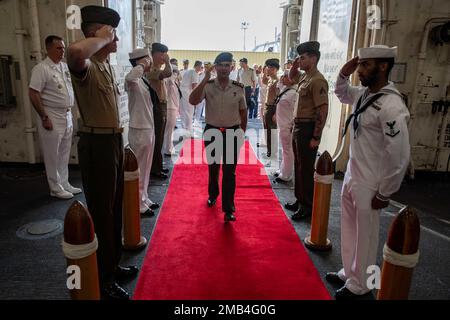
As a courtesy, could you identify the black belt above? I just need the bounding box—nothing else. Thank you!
[205,124,240,132]
[79,126,124,134]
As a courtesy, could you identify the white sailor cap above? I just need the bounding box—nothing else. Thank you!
[129,48,150,60]
[358,45,397,59]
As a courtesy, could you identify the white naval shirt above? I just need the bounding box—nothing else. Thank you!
[335,74,410,197]
[276,85,298,129]
[125,65,154,129]
[29,57,74,115]
[180,69,199,90]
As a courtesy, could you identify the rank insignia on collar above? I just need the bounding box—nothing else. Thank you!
[385,121,400,137]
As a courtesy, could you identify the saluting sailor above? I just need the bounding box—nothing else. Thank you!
[189,52,247,222]
[326,45,410,299]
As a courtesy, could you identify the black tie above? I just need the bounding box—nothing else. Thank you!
[343,92,385,137]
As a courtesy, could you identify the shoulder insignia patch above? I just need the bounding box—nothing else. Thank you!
[232,80,244,88]
[385,121,400,137]
[320,87,327,95]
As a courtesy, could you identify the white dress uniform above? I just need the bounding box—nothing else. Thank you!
[125,62,156,213]
[334,46,410,295]
[29,57,77,196]
[194,71,206,125]
[229,68,239,81]
[163,65,181,155]
[179,69,199,136]
[275,85,298,181]
[258,75,268,120]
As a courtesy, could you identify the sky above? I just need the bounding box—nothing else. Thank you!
[160,0,283,51]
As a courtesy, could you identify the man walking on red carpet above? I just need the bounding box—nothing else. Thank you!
[189,52,247,222]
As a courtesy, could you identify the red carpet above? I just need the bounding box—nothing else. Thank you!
[133,139,331,300]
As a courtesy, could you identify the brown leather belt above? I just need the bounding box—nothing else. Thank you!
[79,126,124,134]
[294,118,314,123]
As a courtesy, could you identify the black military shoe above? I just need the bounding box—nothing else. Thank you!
[115,265,139,280]
[207,198,217,207]
[161,168,169,174]
[284,201,299,212]
[102,282,130,300]
[141,208,155,217]
[151,172,168,179]
[334,286,372,300]
[325,272,345,286]
[273,177,288,184]
[266,152,271,157]
[149,202,160,210]
[224,212,236,222]
[291,207,311,221]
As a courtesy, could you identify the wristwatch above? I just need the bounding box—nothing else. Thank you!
[41,115,49,121]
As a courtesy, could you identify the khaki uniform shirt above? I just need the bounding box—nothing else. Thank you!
[70,57,121,128]
[237,68,256,87]
[265,76,279,107]
[201,78,247,127]
[147,66,167,103]
[294,69,329,119]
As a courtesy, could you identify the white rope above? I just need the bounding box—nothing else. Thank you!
[383,243,420,268]
[62,234,98,260]
[314,172,334,184]
[124,169,139,181]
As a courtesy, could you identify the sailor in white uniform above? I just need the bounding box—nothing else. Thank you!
[125,48,159,216]
[327,45,410,299]
[179,61,202,137]
[163,59,181,155]
[273,70,298,183]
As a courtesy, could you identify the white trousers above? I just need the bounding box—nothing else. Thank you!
[128,128,155,212]
[194,100,204,124]
[179,89,194,136]
[37,109,73,193]
[163,107,177,155]
[338,181,380,295]
[278,127,294,180]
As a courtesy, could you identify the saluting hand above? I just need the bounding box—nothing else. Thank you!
[340,56,359,77]
[137,56,152,71]
[204,64,214,81]
[95,25,115,43]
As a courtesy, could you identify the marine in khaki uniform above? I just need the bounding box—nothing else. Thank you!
[285,41,329,220]
[147,42,172,179]
[263,58,280,157]
[67,5,138,300]
[189,52,247,222]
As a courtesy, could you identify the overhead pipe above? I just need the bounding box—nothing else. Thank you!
[28,0,43,63]
[15,0,36,164]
